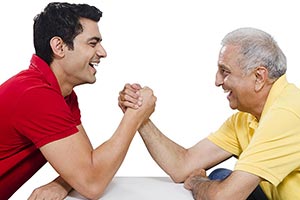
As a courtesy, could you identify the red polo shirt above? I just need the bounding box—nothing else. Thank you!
[0,55,81,199]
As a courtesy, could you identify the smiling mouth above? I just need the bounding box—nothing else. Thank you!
[223,89,232,98]
[89,62,99,68]
[224,89,231,94]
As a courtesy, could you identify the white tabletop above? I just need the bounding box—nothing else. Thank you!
[65,177,193,200]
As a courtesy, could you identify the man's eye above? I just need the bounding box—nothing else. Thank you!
[221,69,230,75]
[89,42,97,47]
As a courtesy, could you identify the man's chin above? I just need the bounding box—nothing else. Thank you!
[229,103,237,110]
[88,75,97,84]
[89,79,96,84]
[80,78,97,85]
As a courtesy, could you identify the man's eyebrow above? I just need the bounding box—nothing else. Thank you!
[218,64,226,69]
[88,37,102,42]
[218,64,230,70]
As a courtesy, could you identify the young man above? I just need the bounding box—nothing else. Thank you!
[119,27,300,199]
[0,2,156,199]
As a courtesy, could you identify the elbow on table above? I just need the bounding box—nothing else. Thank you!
[70,174,110,200]
[169,173,186,184]
[168,167,193,183]
[77,183,106,200]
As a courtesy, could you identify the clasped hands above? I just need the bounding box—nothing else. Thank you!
[118,83,210,196]
[118,83,145,112]
[118,83,157,123]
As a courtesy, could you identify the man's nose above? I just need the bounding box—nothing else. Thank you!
[215,72,223,87]
[97,43,107,58]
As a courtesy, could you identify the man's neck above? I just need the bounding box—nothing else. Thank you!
[50,63,74,97]
[252,83,274,121]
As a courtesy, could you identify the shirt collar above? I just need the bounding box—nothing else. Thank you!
[260,74,288,121]
[247,74,288,130]
[29,54,62,94]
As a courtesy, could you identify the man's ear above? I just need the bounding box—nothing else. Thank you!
[49,36,65,58]
[254,66,268,92]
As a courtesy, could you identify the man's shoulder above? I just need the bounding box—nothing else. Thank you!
[2,67,57,93]
[0,70,63,113]
[272,83,300,113]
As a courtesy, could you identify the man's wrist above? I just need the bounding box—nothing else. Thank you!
[192,176,210,185]
[55,176,72,193]
[191,176,211,200]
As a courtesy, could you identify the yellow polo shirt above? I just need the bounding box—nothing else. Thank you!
[208,75,300,200]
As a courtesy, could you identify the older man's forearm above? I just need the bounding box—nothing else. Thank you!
[191,179,221,200]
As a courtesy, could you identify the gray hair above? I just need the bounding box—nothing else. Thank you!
[221,27,287,80]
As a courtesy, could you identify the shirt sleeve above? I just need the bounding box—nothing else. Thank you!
[235,108,300,186]
[13,87,81,148]
[207,112,247,156]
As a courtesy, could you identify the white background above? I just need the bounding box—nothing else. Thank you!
[2,0,300,198]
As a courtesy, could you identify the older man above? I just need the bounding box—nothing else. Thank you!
[119,27,300,199]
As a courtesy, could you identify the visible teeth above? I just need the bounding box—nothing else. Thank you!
[224,90,230,93]
[91,63,98,67]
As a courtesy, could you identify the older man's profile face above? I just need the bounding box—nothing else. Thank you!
[217,45,258,112]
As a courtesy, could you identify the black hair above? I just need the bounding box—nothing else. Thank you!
[33,2,102,65]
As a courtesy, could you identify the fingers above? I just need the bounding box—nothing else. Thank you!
[118,95,140,110]
[131,83,142,90]
[28,184,68,200]
[139,87,157,104]
[118,83,157,121]
[118,83,143,111]
[190,168,207,177]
